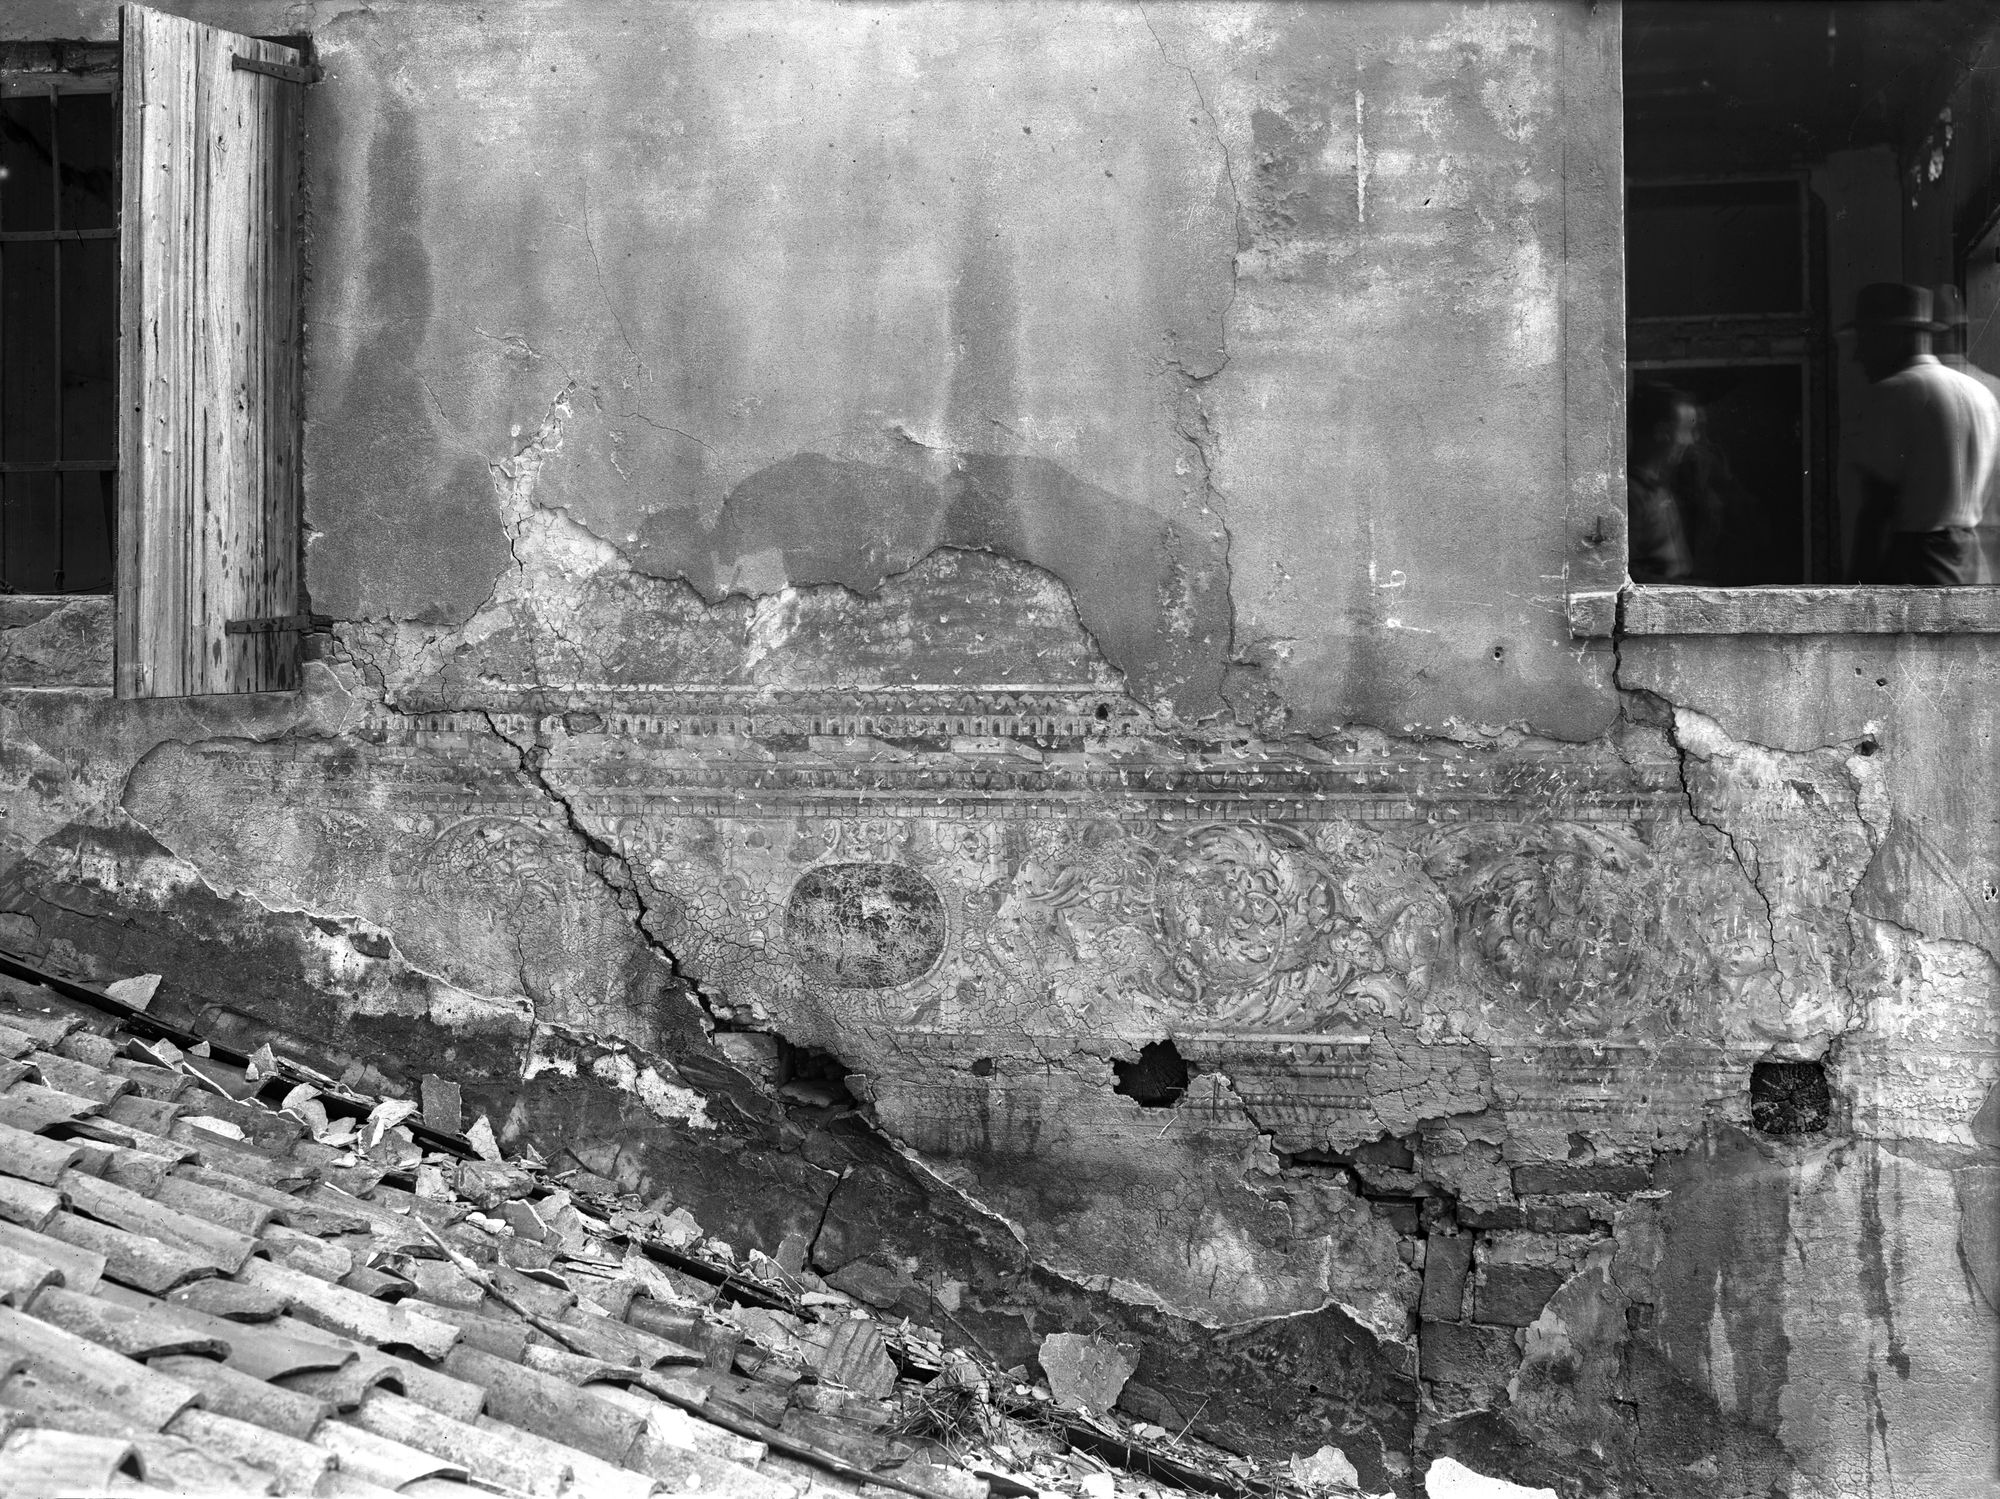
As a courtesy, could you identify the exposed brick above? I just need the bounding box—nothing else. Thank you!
[1524,1203,1596,1234]
[1420,1233,1473,1321]
[1511,1163,1652,1196]
[1474,1264,1566,1326]
[1457,1203,1526,1230]
[1418,1321,1519,1387]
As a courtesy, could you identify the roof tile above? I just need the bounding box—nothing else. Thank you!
[0,1303,199,1431]
[0,1177,62,1234]
[0,1081,101,1134]
[261,1221,358,1282]
[0,1219,105,1296]
[166,1404,333,1493]
[151,1174,275,1237]
[177,1162,371,1235]
[0,1426,144,1494]
[77,1141,180,1197]
[349,1386,594,1498]
[40,1210,215,1294]
[0,1243,61,1310]
[165,1277,288,1323]
[270,1316,486,1423]
[59,1170,261,1274]
[443,1343,646,1463]
[315,1415,472,1488]
[99,1092,185,1136]
[0,1122,79,1187]
[145,1353,334,1440]
[125,1429,283,1494]
[238,1258,462,1360]
[28,1053,132,1106]
[96,1284,353,1381]
[25,1285,230,1361]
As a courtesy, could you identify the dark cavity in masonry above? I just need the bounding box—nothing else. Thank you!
[1750,1058,1831,1137]
[1114,1039,1192,1108]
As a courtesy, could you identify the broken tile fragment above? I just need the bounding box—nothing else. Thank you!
[1424,1456,1558,1499]
[1291,1444,1361,1493]
[807,1317,897,1398]
[420,1074,463,1134]
[1036,1332,1139,1416]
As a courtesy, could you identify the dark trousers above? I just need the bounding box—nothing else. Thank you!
[1862,527,1980,585]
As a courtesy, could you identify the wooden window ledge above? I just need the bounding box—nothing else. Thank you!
[1568,585,2000,638]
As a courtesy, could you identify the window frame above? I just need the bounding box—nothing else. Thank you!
[1568,13,2000,641]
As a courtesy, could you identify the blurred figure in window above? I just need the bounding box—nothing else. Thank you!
[1933,283,2000,583]
[1846,282,1999,585]
[1628,382,1699,583]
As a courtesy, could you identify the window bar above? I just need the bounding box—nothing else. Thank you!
[50,87,64,591]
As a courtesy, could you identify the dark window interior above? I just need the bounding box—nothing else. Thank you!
[1,49,119,596]
[1625,1,2000,585]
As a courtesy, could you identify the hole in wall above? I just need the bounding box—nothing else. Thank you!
[970,1057,994,1077]
[1112,1040,1192,1107]
[773,1036,859,1108]
[1750,1058,1830,1136]
[1855,739,1878,756]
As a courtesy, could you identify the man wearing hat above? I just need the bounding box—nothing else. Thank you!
[1847,281,2000,585]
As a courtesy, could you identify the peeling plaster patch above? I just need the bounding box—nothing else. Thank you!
[589,1050,714,1130]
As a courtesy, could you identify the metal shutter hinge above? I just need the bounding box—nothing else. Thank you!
[231,54,324,85]
[225,613,332,636]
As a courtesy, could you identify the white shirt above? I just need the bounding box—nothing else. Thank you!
[1854,355,2000,532]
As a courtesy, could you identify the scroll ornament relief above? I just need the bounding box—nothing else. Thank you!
[629,813,1775,1044]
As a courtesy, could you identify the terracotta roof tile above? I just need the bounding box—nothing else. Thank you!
[96,1283,353,1380]
[314,1413,472,1488]
[0,963,1255,1499]
[38,1210,215,1294]
[0,1219,105,1297]
[0,1177,62,1234]
[0,1426,145,1495]
[165,1403,333,1493]
[0,1081,101,1135]
[238,1258,463,1359]
[60,1170,263,1273]
[151,1172,276,1237]
[27,1286,231,1362]
[146,1353,334,1439]
[0,1303,200,1431]
[28,1052,133,1106]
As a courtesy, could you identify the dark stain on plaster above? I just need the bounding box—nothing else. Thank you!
[685,451,1230,714]
[783,862,947,990]
[309,98,513,625]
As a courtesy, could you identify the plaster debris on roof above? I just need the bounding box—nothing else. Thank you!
[0,963,1398,1499]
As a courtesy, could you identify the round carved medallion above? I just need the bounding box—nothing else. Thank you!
[784,862,947,988]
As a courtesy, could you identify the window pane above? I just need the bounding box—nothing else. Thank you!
[1,241,58,462]
[0,471,60,592]
[61,237,115,460]
[56,91,115,231]
[0,93,55,233]
[1628,181,1805,318]
[59,469,113,591]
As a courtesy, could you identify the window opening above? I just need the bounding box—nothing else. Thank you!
[1624,1,2000,588]
[0,47,119,595]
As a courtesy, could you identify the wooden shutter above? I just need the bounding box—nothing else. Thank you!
[116,5,304,698]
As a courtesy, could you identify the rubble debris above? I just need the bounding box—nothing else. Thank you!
[1037,1331,1140,1415]
[1423,1456,1557,1498]
[102,974,160,1011]
[0,966,1296,1499]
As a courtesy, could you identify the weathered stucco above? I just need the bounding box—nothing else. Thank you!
[0,2,1995,1494]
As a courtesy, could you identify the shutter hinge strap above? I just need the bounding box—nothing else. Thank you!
[232,54,324,85]
[225,613,332,636]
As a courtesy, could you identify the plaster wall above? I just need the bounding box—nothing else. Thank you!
[0,3,1993,1494]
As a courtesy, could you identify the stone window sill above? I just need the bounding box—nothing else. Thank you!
[1568,585,2000,638]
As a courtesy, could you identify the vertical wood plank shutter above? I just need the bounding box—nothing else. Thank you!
[116,4,303,698]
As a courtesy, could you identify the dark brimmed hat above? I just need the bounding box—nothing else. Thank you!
[1841,282,1944,332]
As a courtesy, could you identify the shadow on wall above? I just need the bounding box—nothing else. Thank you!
[636,451,1233,716]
